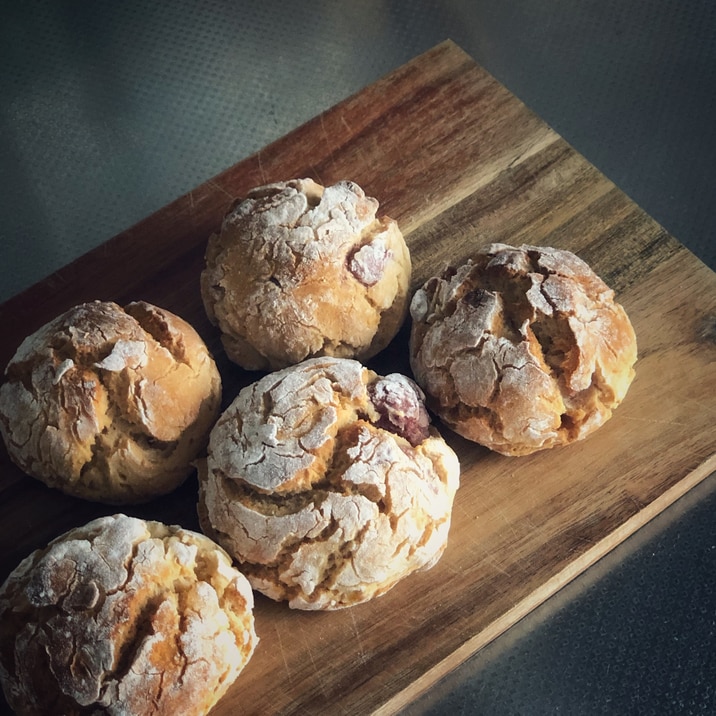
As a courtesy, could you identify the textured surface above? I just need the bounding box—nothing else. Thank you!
[201,179,410,370]
[409,244,637,456]
[0,514,257,716]
[1,3,715,714]
[0,300,221,503]
[407,472,716,716]
[199,357,459,610]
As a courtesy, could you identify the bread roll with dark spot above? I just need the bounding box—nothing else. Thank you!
[198,356,460,610]
[200,179,411,370]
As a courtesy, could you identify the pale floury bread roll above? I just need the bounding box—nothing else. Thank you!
[200,178,411,370]
[0,514,258,716]
[0,300,221,503]
[409,243,637,456]
[198,356,460,610]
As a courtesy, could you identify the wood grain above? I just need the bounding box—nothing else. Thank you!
[1,40,715,714]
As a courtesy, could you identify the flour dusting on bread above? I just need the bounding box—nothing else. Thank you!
[200,179,411,370]
[0,514,257,715]
[409,243,637,456]
[198,357,460,610]
[0,300,221,503]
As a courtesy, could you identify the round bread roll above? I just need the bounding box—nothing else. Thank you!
[0,300,221,504]
[0,514,258,716]
[409,243,637,456]
[198,356,460,610]
[200,178,411,370]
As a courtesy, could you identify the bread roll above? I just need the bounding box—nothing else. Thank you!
[200,178,411,370]
[0,514,257,716]
[409,243,637,456]
[0,300,221,503]
[198,356,460,610]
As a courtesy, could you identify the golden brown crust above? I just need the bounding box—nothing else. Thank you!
[0,301,222,503]
[198,357,460,610]
[200,179,411,370]
[409,243,637,456]
[0,514,258,716]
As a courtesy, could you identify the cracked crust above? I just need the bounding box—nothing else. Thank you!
[0,514,258,716]
[0,301,222,503]
[197,357,460,610]
[200,179,411,370]
[409,243,637,456]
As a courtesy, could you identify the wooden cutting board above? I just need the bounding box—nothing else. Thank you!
[1,40,715,715]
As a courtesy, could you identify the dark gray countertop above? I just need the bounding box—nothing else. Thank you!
[1,2,715,713]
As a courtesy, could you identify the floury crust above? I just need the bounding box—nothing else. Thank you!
[198,356,460,610]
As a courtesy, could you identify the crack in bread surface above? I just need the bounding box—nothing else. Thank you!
[0,301,221,504]
[200,179,411,371]
[200,357,460,610]
[0,515,257,716]
[409,243,637,456]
